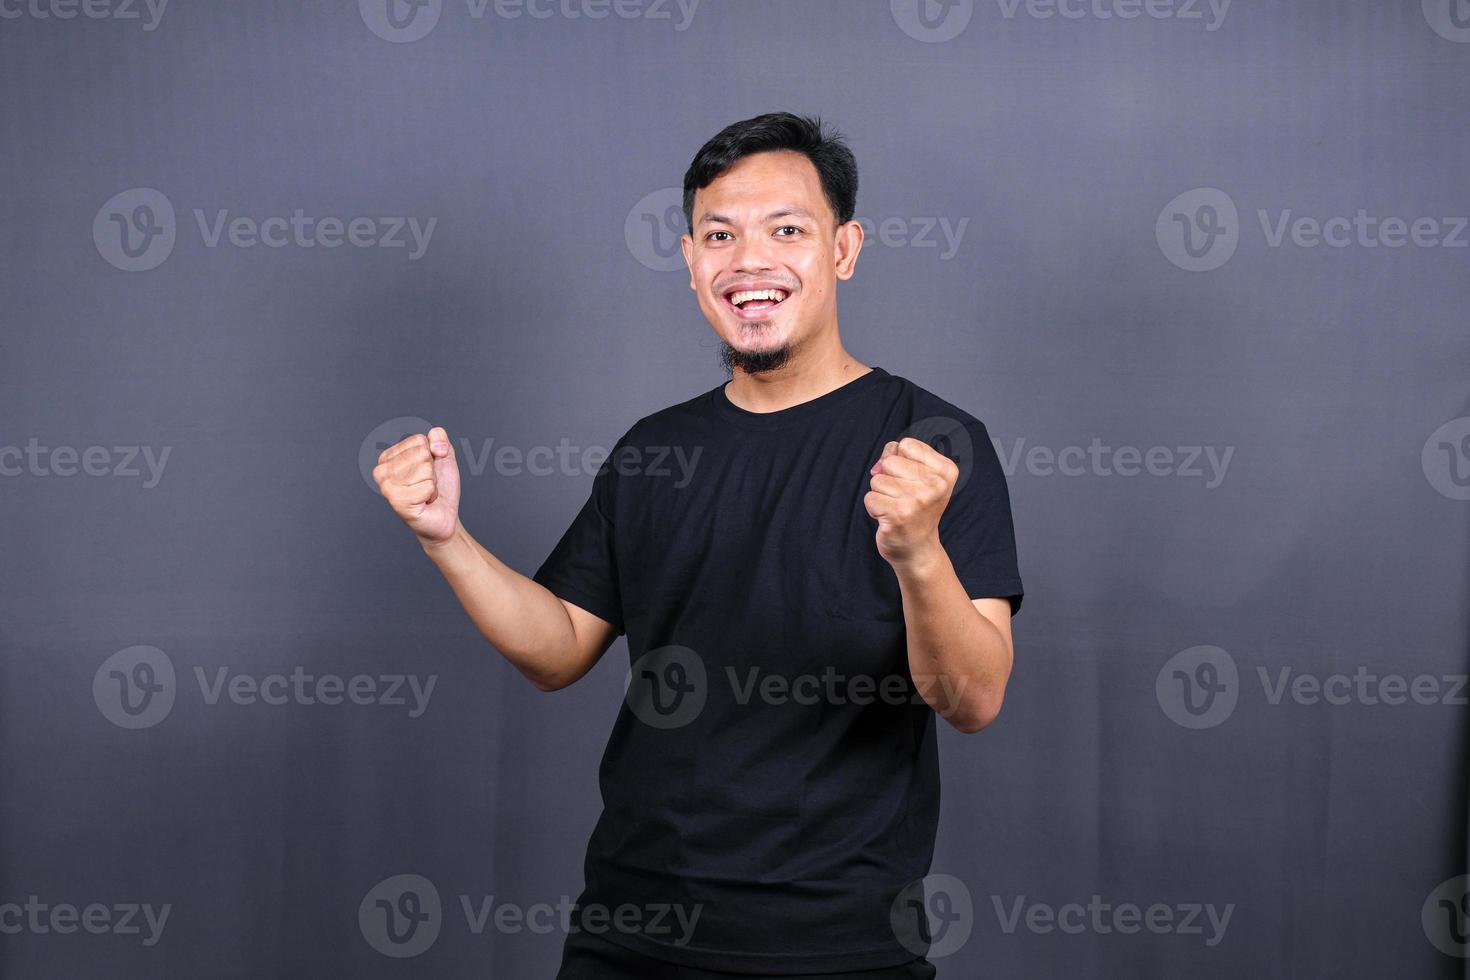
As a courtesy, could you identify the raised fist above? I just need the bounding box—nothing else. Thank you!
[373,425,461,544]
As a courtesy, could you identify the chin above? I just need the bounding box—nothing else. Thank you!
[731,317,787,342]
[729,332,781,352]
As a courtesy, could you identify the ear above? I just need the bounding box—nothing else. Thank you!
[834,219,864,281]
[681,232,695,290]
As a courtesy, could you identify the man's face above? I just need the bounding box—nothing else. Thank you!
[680,150,862,372]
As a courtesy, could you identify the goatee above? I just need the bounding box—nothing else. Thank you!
[719,340,792,376]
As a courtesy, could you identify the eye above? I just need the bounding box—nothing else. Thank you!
[775,225,801,237]
[706,230,732,242]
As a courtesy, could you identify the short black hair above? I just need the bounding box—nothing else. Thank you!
[682,111,858,235]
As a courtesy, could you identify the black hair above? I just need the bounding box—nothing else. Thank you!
[681,111,858,235]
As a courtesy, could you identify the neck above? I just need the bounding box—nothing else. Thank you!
[724,343,871,414]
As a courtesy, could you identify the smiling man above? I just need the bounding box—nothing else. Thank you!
[372,111,1023,978]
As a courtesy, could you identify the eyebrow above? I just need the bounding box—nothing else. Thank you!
[696,207,815,228]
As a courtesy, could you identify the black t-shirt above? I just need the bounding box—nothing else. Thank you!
[532,366,1023,973]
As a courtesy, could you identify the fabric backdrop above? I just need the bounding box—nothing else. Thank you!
[1,1,1467,976]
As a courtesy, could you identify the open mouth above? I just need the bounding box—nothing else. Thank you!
[723,287,789,319]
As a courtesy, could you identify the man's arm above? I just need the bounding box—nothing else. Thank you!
[373,426,617,692]
[865,436,1016,733]
[893,551,1014,733]
[421,520,619,692]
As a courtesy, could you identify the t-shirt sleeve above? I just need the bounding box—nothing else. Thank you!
[935,418,1025,616]
[531,443,625,636]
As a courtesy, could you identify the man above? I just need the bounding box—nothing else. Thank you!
[372,111,1024,978]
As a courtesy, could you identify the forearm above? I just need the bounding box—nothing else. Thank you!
[419,519,579,688]
[893,545,1012,733]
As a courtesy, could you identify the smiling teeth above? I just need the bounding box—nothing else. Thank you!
[729,288,788,306]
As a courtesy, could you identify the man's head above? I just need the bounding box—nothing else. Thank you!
[680,112,863,376]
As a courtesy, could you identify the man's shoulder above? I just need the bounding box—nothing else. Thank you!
[878,368,988,433]
[611,383,721,448]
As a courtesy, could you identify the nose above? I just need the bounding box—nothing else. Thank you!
[728,234,776,274]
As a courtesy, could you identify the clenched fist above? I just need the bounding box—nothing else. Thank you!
[373,425,461,544]
[864,436,959,567]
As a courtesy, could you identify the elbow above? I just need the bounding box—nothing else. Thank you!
[949,692,1004,734]
[950,651,1013,733]
[526,668,570,693]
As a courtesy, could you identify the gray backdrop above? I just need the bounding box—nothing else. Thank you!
[2,0,1468,976]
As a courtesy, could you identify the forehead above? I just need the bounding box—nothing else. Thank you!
[694,150,830,221]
